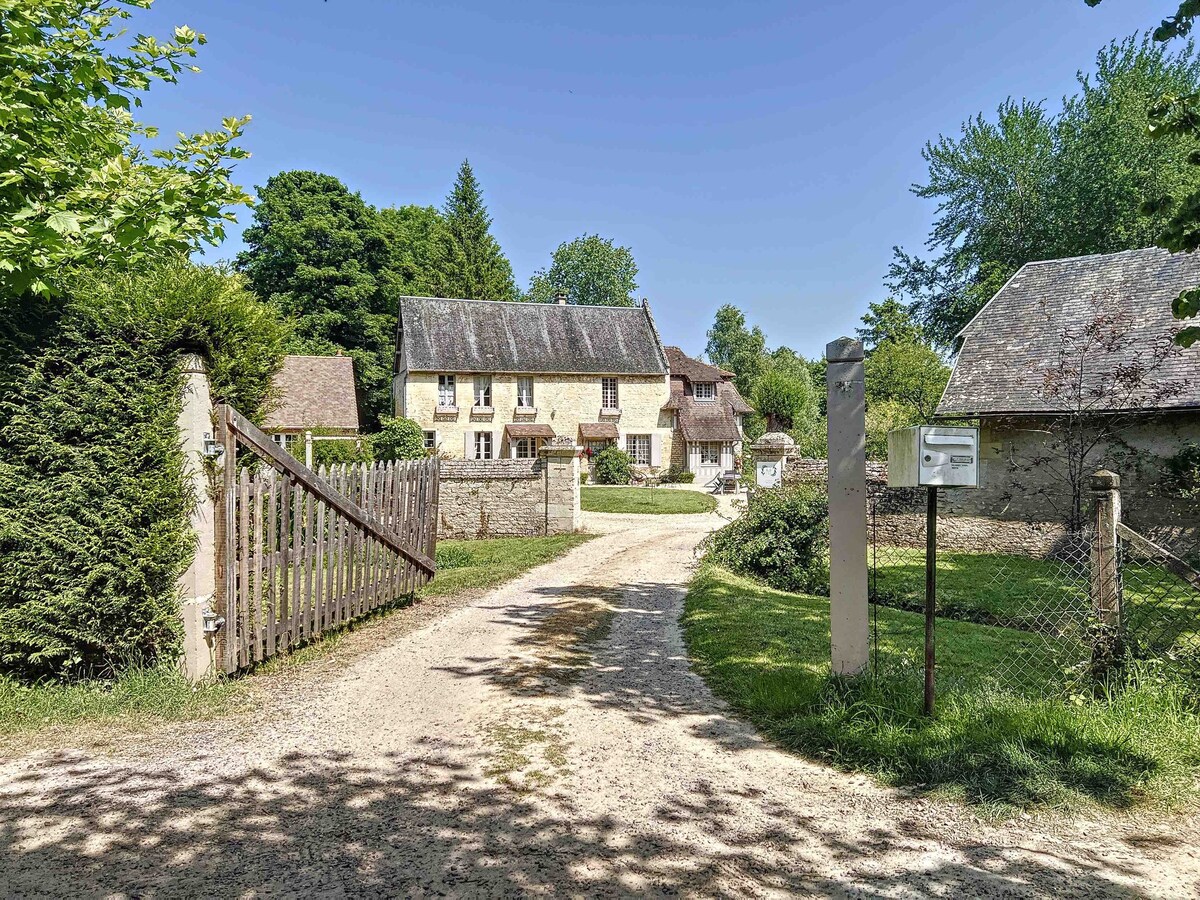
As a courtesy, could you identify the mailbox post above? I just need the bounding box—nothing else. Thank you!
[888,425,980,715]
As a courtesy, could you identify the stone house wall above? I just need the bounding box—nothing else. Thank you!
[399,370,674,470]
[437,454,580,540]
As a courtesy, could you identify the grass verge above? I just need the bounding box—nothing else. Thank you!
[0,533,594,742]
[683,564,1200,816]
[581,486,717,514]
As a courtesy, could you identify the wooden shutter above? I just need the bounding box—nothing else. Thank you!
[464,431,474,459]
[650,433,663,467]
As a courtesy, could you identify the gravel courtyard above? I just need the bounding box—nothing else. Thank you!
[0,504,1196,898]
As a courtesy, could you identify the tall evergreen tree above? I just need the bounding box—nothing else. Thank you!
[439,160,518,301]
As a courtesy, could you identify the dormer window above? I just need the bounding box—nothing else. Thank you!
[694,381,717,401]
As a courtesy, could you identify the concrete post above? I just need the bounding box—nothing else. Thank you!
[539,437,582,535]
[826,337,869,676]
[177,353,220,682]
[1090,470,1122,628]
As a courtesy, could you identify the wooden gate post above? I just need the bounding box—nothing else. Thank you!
[177,353,221,682]
[1090,470,1122,629]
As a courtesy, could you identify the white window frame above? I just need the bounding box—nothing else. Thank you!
[626,433,651,466]
[514,437,539,459]
[474,431,493,460]
[422,430,437,451]
[473,375,492,408]
[602,377,619,410]
[693,381,717,401]
[270,433,292,450]
[517,377,535,408]
[438,374,456,408]
[699,442,721,465]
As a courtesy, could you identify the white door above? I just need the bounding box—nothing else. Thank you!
[692,441,724,487]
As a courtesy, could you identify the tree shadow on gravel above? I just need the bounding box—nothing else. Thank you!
[0,745,1147,898]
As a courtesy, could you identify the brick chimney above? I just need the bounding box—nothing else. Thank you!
[554,291,568,305]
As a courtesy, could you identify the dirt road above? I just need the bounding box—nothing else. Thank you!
[0,506,1195,898]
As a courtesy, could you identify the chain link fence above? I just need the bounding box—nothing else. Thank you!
[1118,528,1200,681]
[867,497,1100,698]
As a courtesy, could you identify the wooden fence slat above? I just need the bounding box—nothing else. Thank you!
[291,479,302,645]
[251,470,264,663]
[304,482,316,639]
[267,471,279,656]
[238,467,251,669]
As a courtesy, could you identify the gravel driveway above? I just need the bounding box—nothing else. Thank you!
[0,505,1196,898]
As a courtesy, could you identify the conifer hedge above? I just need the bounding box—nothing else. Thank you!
[0,261,285,679]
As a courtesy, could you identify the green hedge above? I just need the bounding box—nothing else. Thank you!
[0,261,286,679]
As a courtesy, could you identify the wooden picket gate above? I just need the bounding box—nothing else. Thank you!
[213,405,438,674]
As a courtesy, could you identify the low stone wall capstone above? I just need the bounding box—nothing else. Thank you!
[438,455,580,540]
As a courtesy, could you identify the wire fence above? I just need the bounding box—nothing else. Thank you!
[867,493,1200,702]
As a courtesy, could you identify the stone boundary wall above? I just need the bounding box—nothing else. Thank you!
[438,456,580,540]
[780,456,1070,557]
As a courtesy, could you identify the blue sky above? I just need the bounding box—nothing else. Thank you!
[125,0,1157,359]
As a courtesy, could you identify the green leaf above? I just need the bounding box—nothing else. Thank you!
[45,211,81,235]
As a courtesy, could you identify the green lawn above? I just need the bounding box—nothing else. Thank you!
[872,547,1200,657]
[0,534,593,742]
[581,486,717,515]
[684,564,1200,814]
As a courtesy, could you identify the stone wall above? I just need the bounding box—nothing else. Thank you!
[781,456,1072,557]
[437,453,580,540]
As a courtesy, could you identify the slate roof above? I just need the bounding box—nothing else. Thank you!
[397,296,668,375]
[663,347,752,442]
[938,248,1200,416]
[263,355,360,432]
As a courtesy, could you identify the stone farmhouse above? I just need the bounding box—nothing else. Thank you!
[392,295,753,482]
[937,247,1200,537]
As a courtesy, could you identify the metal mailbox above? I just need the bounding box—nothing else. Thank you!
[887,425,979,488]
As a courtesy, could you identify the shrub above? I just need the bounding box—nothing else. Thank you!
[1162,443,1200,499]
[312,439,372,468]
[0,260,286,679]
[580,471,589,485]
[702,485,829,593]
[370,416,426,461]
[591,446,634,485]
[662,465,695,484]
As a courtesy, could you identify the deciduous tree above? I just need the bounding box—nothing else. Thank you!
[890,37,1200,345]
[0,0,252,303]
[527,233,638,306]
[236,171,394,426]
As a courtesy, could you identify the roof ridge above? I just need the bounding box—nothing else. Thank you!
[1019,246,1172,268]
[398,295,647,311]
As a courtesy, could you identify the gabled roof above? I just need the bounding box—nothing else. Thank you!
[662,347,753,441]
[263,355,360,432]
[397,296,668,375]
[938,248,1200,416]
[664,346,733,382]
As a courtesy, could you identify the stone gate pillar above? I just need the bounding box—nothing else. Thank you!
[177,353,220,682]
[540,437,582,535]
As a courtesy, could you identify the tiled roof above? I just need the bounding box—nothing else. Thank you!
[263,355,360,432]
[579,422,619,440]
[939,248,1200,416]
[663,347,751,442]
[398,296,668,375]
[505,423,555,439]
[664,346,733,382]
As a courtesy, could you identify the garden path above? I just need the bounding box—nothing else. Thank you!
[0,505,1195,897]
